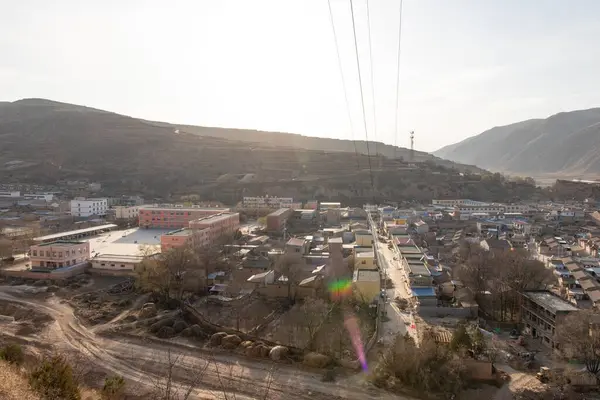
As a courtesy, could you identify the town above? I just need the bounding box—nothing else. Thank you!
[2,185,600,399]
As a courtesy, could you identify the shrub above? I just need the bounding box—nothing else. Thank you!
[29,355,81,400]
[102,375,126,399]
[0,343,24,365]
[371,334,467,397]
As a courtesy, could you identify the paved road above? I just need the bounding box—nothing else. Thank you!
[367,215,417,346]
[374,240,418,345]
[0,287,412,400]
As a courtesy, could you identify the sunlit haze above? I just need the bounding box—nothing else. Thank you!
[2,0,599,152]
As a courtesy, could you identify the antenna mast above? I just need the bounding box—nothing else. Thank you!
[409,130,415,162]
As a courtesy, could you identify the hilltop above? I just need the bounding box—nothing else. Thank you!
[0,98,535,204]
[434,107,600,178]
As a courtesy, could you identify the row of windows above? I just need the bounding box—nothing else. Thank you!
[32,248,84,257]
[40,259,79,268]
[99,263,128,268]
[142,211,190,216]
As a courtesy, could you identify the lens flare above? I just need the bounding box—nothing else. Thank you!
[327,278,352,301]
[344,312,368,371]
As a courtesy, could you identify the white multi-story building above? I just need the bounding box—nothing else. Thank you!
[114,205,140,220]
[242,196,294,209]
[70,198,108,217]
[0,191,20,198]
[23,193,54,201]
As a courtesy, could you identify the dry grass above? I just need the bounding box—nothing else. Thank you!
[0,360,102,400]
[0,360,39,400]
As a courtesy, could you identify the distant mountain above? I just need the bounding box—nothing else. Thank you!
[434,108,600,177]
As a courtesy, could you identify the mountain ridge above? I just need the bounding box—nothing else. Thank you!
[434,107,600,177]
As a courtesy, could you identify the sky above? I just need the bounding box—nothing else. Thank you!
[1,0,600,152]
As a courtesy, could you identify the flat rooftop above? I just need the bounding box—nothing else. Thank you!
[408,263,431,276]
[354,269,380,282]
[268,208,291,217]
[523,291,579,313]
[34,224,118,242]
[140,205,229,212]
[356,251,375,258]
[191,212,237,224]
[163,228,194,237]
[91,254,146,263]
[36,240,86,247]
[86,227,171,257]
[398,246,422,254]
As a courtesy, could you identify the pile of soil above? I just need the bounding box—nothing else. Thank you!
[0,301,54,335]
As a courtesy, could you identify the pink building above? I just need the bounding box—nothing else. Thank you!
[160,213,239,252]
[160,228,210,252]
[29,240,90,269]
[189,213,240,238]
[138,205,230,229]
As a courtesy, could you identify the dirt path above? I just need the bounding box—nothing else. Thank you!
[0,287,410,400]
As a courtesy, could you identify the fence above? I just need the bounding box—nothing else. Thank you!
[1,262,89,281]
[418,305,477,318]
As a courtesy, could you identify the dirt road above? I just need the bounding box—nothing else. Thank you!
[0,287,409,400]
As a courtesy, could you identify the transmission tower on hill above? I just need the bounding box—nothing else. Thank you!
[409,130,415,162]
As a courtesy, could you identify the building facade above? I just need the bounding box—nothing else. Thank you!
[70,198,108,217]
[138,205,229,229]
[266,208,292,232]
[160,213,239,252]
[188,213,240,240]
[29,240,90,269]
[242,196,293,209]
[114,205,140,220]
[520,291,578,348]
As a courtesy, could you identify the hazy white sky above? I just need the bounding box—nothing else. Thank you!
[2,0,599,152]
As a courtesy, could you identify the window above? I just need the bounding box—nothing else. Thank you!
[46,251,50,257]
[120,264,125,268]
[52,252,57,257]
[110,264,115,267]
[58,252,63,257]
[32,250,37,256]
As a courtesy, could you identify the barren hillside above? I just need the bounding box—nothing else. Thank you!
[0,99,536,204]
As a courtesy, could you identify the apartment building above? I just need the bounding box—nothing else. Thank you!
[114,205,140,220]
[70,198,108,217]
[189,212,240,239]
[138,205,229,229]
[266,208,292,232]
[242,196,293,209]
[160,228,209,252]
[0,191,20,198]
[160,213,239,252]
[29,240,90,269]
[520,291,578,348]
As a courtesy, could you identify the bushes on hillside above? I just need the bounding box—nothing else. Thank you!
[371,333,467,398]
[102,375,126,399]
[29,355,81,400]
[0,343,24,365]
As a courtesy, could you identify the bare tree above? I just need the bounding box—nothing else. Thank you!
[147,348,210,400]
[209,354,276,400]
[298,298,334,351]
[274,254,306,302]
[556,310,600,375]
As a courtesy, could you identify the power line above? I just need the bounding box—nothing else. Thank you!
[366,0,378,156]
[393,0,404,160]
[349,0,375,195]
[327,0,361,170]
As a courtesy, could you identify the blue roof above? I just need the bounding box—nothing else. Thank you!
[411,287,436,297]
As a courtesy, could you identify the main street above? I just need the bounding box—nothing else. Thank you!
[367,213,418,345]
